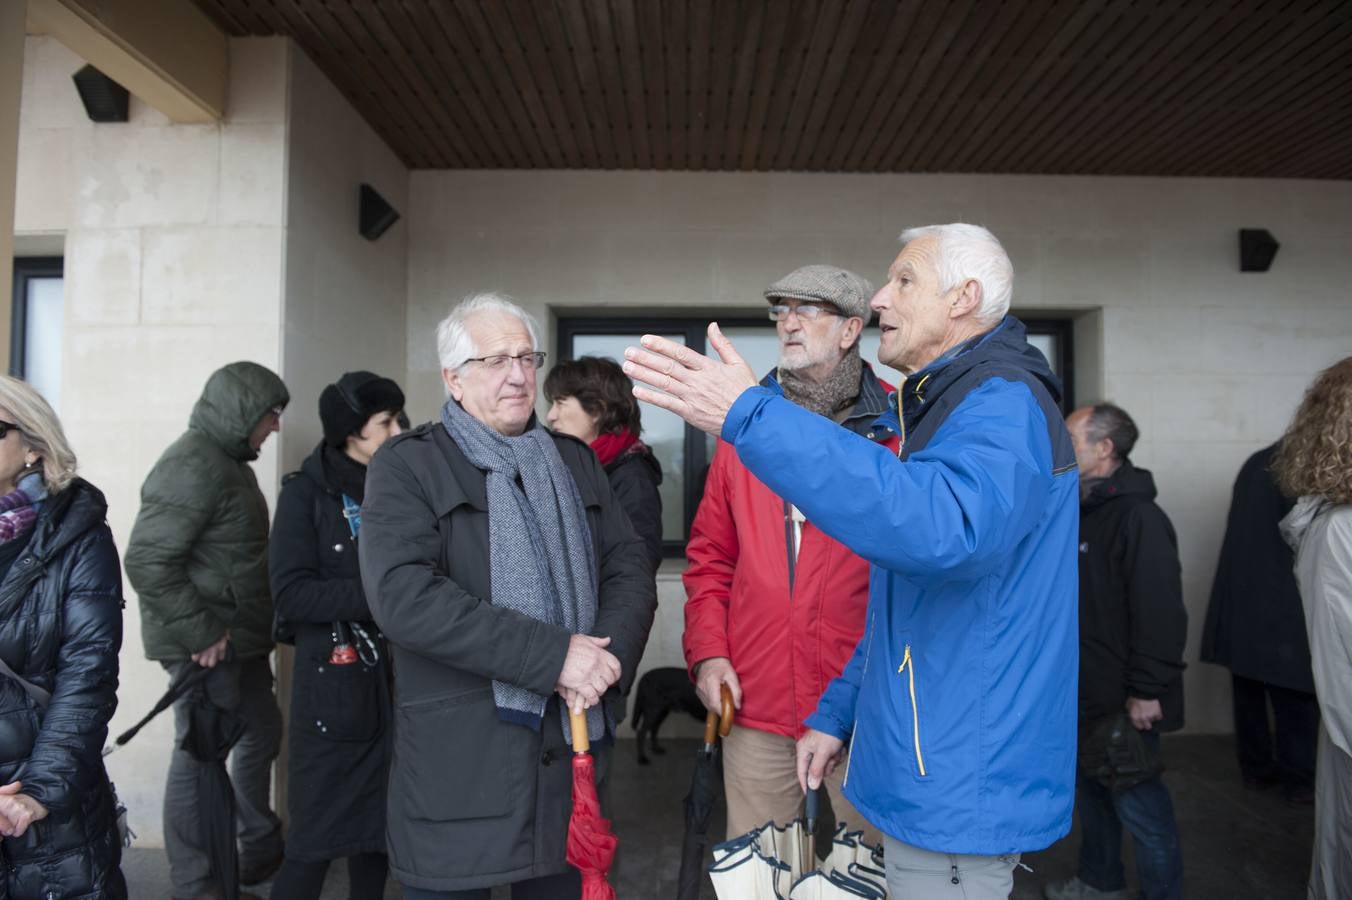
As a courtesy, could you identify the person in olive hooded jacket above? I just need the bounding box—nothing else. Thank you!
[125,361,289,900]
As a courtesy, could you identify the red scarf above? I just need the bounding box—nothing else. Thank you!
[590,430,640,467]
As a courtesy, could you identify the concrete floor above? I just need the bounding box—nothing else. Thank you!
[125,734,1312,899]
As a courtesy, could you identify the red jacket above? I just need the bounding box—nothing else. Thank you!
[682,367,899,738]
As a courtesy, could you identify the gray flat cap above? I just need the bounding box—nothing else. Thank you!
[764,265,875,320]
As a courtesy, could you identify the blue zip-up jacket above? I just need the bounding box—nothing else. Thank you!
[720,316,1079,855]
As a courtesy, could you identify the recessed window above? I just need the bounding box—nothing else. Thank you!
[558,314,1073,554]
[10,257,64,412]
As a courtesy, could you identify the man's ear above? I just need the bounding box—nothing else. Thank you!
[838,316,864,349]
[442,368,464,401]
[949,279,983,320]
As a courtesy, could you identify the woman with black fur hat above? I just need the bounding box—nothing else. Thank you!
[267,371,404,900]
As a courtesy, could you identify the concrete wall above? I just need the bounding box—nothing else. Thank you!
[278,48,407,469]
[406,170,1352,736]
[16,34,292,843]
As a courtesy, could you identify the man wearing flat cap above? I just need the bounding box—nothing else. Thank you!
[683,265,897,842]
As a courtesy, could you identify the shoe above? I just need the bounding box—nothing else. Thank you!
[239,849,284,886]
[1044,877,1129,900]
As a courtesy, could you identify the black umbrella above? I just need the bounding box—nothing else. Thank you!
[104,659,215,756]
[182,686,247,900]
[676,685,734,900]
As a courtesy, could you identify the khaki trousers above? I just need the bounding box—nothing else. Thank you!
[722,725,883,848]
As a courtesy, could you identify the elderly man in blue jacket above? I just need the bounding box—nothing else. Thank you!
[625,223,1079,899]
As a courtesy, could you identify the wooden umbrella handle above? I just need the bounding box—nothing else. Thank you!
[570,708,590,754]
[703,684,736,744]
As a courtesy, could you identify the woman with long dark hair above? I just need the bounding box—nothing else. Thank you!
[0,375,126,898]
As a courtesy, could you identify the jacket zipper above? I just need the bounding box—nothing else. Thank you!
[898,644,927,776]
[842,612,876,788]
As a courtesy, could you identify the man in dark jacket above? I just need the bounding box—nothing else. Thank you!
[1200,442,1318,802]
[1047,403,1186,900]
[359,293,655,897]
[125,361,290,900]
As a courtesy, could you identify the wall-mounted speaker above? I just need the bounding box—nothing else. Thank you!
[359,184,400,241]
[1239,229,1279,273]
[72,65,129,123]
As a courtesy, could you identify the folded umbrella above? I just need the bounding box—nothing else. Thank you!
[181,678,247,900]
[676,684,734,900]
[567,708,618,900]
[103,658,215,756]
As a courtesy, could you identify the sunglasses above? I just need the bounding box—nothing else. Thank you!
[0,420,19,440]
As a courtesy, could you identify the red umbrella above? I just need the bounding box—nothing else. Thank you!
[567,709,618,900]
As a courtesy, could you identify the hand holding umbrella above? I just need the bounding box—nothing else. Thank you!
[567,709,618,900]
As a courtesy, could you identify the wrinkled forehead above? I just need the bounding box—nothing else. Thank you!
[889,235,941,280]
[465,310,535,355]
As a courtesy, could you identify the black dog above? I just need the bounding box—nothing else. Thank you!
[630,667,707,765]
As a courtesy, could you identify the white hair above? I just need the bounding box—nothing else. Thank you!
[899,223,1013,325]
[435,292,541,371]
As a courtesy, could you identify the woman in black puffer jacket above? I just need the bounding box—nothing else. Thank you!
[267,372,405,900]
[545,356,664,573]
[0,375,125,899]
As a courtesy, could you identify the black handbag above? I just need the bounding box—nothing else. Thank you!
[1078,711,1165,793]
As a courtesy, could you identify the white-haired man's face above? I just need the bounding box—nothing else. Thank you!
[441,311,538,436]
[871,235,979,376]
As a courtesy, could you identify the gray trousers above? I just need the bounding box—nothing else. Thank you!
[883,835,1020,899]
[163,657,284,897]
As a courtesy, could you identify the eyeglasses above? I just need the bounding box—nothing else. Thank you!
[767,303,842,322]
[465,351,547,372]
[0,420,18,440]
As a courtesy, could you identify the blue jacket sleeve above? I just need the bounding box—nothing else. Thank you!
[723,378,1055,581]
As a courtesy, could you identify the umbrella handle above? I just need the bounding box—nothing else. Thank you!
[569,708,590,754]
[702,684,735,745]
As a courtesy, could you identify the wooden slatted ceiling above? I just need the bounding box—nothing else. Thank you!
[194,0,1352,178]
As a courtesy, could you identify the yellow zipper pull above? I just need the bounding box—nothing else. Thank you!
[897,644,926,776]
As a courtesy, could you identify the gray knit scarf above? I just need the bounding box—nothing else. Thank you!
[440,398,605,745]
[778,347,864,420]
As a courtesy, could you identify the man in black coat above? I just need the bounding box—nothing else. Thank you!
[1046,404,1186,900]
[359,293,656,899]
[1200,442,1318,802]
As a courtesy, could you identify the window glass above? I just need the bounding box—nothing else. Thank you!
[571,333,688,543]
[24,277,64,410]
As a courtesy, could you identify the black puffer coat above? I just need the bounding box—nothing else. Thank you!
[360,422,655,893]
[603,443,663,572]
[269,444,390,862]
[0,479,125,898]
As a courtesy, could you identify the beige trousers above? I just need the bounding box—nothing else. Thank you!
[722,725,883,848]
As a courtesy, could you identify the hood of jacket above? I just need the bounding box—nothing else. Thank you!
[1280,494,1327,552]
[189,362,289,462]
[899,316,1061,425]
[1081,460,1158,513]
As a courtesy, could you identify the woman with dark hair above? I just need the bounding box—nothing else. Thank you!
[1274,356,1352,900]
[0,375,126,898]
[545,356,664,571]
[267,371,405,900]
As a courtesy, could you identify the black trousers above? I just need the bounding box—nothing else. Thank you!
[402,869,581,899]
[1231,673,1319,791]
[267,852,387,900]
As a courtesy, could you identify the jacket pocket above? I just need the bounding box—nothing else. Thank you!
[396,690,513,821]
[296,658,384,743]
[897,644,928,777]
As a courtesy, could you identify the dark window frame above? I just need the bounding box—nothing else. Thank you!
[10,257,64,378]
[558,313,1074,553]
